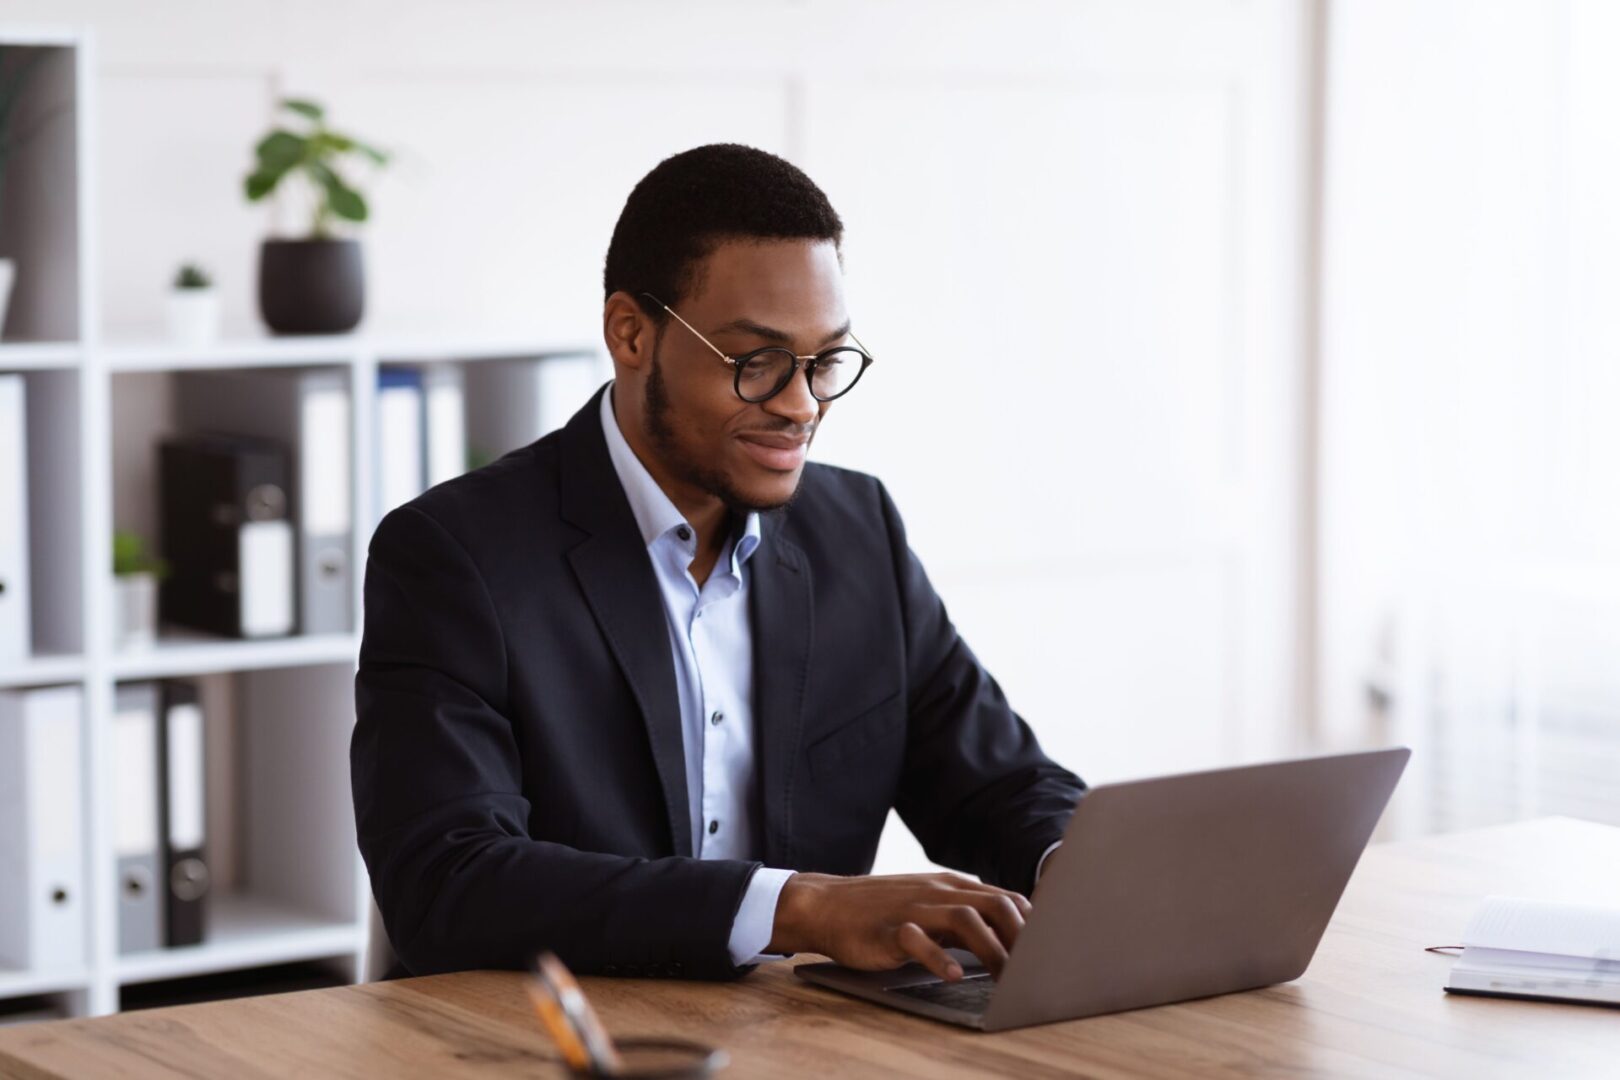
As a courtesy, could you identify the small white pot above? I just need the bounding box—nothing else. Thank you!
[114,572,159,651]
[166,287,221,346]
[0,258,14,334]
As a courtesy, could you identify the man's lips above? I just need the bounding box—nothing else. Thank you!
[737,430,810,471]
[737,431,808,449]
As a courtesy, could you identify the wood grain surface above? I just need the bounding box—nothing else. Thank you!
[1,816,1616,1078]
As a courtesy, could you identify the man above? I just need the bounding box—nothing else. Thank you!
[352,143,1085,986]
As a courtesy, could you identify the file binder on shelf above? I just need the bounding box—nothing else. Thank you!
[113,683,162,955]
[158,680,209,948]
[0,685,85,972]
[0,374,30,663]
[463,352,604,462]
[421,363,468,489]
[376,368,426,521]
[158,434,296,640]
[174,370,354,635]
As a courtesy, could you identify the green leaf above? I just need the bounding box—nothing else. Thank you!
[281,98,324,122]
[112,529,167,577]
[306,129,389,168]
[304,131,353,163]
[311,163,367,222]
[243,166,283,201]
[254,130,306,171]
[173,263,211,288]
[328,183,368,222]
[111,530,140,574]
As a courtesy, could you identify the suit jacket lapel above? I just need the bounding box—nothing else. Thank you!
[559,386,692,857]
[751,512,813,866]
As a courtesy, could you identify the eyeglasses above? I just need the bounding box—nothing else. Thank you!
[639,292,874,404]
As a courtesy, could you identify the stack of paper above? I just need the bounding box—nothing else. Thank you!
[1446,895,1620,1008]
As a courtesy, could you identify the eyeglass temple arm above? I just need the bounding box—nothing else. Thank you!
[647,297,735,365]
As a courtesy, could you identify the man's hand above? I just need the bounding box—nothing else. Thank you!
[767,872,1031,982]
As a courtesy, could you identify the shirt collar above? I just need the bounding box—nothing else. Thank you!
[600,383,763,567]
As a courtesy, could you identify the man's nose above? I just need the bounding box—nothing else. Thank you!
[767,369,819,426]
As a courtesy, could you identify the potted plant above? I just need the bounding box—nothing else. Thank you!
[0,48,44,335]
[113,528,167,651]
[243,97,389,334]
[166,262,220,345]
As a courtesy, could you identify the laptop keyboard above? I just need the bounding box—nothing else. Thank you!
[889,973,995,1013]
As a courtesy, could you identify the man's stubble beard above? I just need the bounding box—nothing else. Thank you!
[643,343,804,515]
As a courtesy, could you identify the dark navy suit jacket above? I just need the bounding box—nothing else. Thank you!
[352,384,1085,979]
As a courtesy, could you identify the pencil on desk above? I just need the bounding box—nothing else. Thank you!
[529,952,625,1074]
[526,976,594,1073]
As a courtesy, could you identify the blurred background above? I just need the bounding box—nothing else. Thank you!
[0,0,1617,1019]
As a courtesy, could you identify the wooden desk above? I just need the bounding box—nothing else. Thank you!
[2,816,1617,1078]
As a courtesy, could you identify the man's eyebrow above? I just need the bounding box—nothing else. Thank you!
[709,317,853,348]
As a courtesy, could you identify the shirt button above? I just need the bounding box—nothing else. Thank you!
[710,711,723,726]
[676,526,691,541]
[709,819,719,835]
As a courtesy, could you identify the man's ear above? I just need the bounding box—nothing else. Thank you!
[603,290,656,375]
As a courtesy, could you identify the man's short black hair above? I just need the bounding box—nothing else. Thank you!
[603,143,844,324]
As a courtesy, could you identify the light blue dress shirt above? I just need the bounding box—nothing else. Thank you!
[599,386,795,965]
[600,385,1060,966]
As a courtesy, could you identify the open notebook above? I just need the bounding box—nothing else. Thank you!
[1446,896,1620,1008]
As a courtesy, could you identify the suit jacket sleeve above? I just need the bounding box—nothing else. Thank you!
[352,504,759,979]
[878,481,1086,897]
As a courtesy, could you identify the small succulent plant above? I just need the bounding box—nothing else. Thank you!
[173,263,212,290]
[113,529,168,578]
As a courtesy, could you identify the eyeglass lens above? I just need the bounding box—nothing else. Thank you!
[737,348,867,403]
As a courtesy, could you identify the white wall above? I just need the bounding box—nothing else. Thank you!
[13,0,1311,871]
[1320,0,1620,833]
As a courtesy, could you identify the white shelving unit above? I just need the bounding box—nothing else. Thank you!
[114,894,366,986]
[0,27,600,1019]
[0,342,80,370]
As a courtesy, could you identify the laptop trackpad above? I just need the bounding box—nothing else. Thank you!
[797,948,988,991]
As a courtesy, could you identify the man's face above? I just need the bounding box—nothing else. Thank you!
[637,238,850,513]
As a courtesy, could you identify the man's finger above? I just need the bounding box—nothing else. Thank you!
[919,904,1009,979]
[960,891,1025,952]
[937,876,1033,919]
[895,921,963,982]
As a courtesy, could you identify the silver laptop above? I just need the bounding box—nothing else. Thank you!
[795,747,1410,1031]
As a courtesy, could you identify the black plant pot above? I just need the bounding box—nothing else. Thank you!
[258,238,365,335]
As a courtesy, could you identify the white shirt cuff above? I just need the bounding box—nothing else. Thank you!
[727,867,797,966]
[1035,840,1062,885]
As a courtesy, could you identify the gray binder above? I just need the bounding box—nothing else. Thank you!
[175,370,353,634]
[113,682,162,954]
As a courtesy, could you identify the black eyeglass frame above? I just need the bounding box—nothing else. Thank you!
[638,291,875,404]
